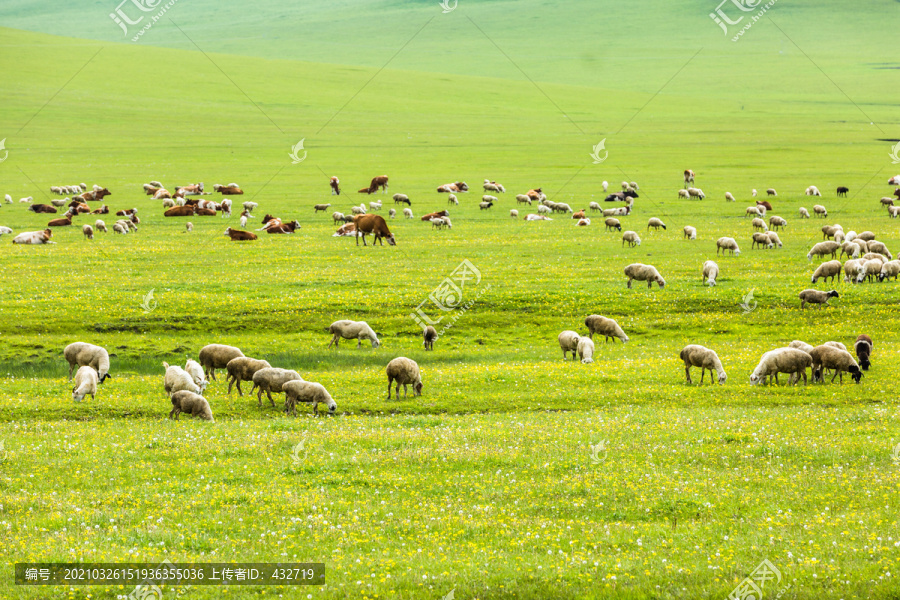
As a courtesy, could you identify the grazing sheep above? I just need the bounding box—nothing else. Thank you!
[392,194,410,205]
[327,320,380,349]
[683,226,696,240]
[750,348,813,385]
[368,201,382,211]
[679,345,727,384]
[752,232,774,249]
[766,231,783,248]
[283,380,336,416]
[163,362,201,397]
[388,208,396,219]
[752,189,758,197]
[584,315,628,343]
[516,194,533,205]
[821,225,843,240]
[805,186,821,196]
[620,231,641,247]
[751,218,768,232]
[71,366,99,402]
[881,197,895,208]
[809,345,862,383]
[678,189,690,200]
[606,218,622,232]
[843,259,864,282]
[602,181,609,192]
[889,206,900,218]
[852,239,868,254]
[186,222,193,233]
[169,391,214,421]
[811,260,841,284]
[856,259,884,283]
[799,289,839,309]
[768,216,786,230]
[789,340,815,354]
[624,263,666,289]
[576,336,595,364]
[198,344,244,381]
[866,240,891,259]
[251,367,303,407]
[878,260,900,281]
[813,204,827,217]
[589,201,601,212]
[225,357,272,396]
[537,205,551,215]
[766,188,777,196]
[799,207,810,218]
[112,222,128,235]
[403,208,413,219]
[184,359,209,394]
[807,241,840,261]
[479,201,494,210]
[82,224,94,240]
[702,260,719,286]
[510,209,519,218]
[716,237,741,256]
[94,220,107,233]
[685,187,705,199]
[3,194,9,204]
[423,326,438,350]
[64,342,111,383]
[242,201,259,213]
[558,330,581,360]
[725,192,735,202]
[745,206,761,217]
[840,242,860,259]
[647,218,666,231]
[855,334,873,371]
[386,357,423,399]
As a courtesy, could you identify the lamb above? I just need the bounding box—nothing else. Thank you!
[621,231,641,247]
[866,240,892,259]
[510,209,519,218]
[750,348,813,385]
[807,241,840,261]
[808,345,862,383]
[558,330,581,360]
[854,334,873,371]
[386,357,423,399]
[198,344,244,381]
[856,259,884,283]
[811,260,841,283]
[183,358,208,393]
[878,260,900,281]
[82,224,94,240]
[64,342,111,383]
[606,218,622,232]
[716,237,741,256]
[751,218,768,231]
[169,391,215,421]
[584,315,628,343]
[752,232,774,249]
[799,289,839,309]
[71,366,99,402]
[768,216,786,230]
[702,260,719,286]
[799,207,810,218]
[423,325,438,350]
[3,194,9,204]
[624,263,666,289]
[163,362,201,398]
[95,220,107,233]
[679,345,727,384]
[576,336,595,364]
[813,204,827,217]
[225,357,272,396]
[683,226,696,240]
[389,208,396,219]
[725,192,735,202]
[283,381,336,416]
[403,208,413,219]
[327,320,380,348]
[251,367,303,407]
[647,218,666,231]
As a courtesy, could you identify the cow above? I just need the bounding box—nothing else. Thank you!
[333,222,358,237]
[836,186,849,197]
[164,205,196,217]
[368,175,389,194]
[176,183,204,195]
[354,214,395,246]
[213,184,243,195]
[194,208,217,216]
[266,220,302,234]
[756,200,773,211]
[47,215,73,227]
[437,182,468,193]
[72,203,91,214]
[12,229,54,244]
[116,208,137,217]
[78,188,111,201]
[330,176,341,195]
[358,187,374,194]
[224,227,257,241]
[526,188,543,202]
[421,210,449,221]
[28,204,57,214]
[91,205,110,214]
[605,190,638,202]
[684,169,695,185]
[154,188,172,199]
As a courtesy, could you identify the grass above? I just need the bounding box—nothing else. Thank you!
[0,0,899,597]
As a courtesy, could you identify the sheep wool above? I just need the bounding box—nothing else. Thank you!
[64,342,111,383]
[251,368,304,407]
[577,336,595,364]
[198,344,245,381]
[750,348,813,386]
[72,366,99,402]
[558,330,581,361]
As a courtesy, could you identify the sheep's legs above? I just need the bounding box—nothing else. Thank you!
[626,278,633,289]
[268,390,275,407]
[68,363,74,380]
[387,378,393,399]
[685,365,692,384]
[700,368,705,384]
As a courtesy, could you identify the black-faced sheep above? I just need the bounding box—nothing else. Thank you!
[799,289,838,309]
[423,326,438,350]
[854,334,872,371]
[64,342,111,383]
[808,345,862,384]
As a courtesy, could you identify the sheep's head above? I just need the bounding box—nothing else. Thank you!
[707,278,717,287]
[850,367,862,383]
[99,373,111,384]
[749,373,761,385]
[717,372,727,384]
[386,234,396,246]
[828,290,839,298]
[414,382,424,396]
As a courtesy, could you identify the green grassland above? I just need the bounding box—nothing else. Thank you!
[0,0,899,597]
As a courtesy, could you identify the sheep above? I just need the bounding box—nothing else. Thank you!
[687,187,706,199]
[750,348,813,385]
[889,206,900,218]
[71,366,99,402]
[351,205,366,215]
[242,201,258,213]
[807,241,840,261]
[163,362,201,398]
[805,186,821,196]
[605,218,622,232]
[766,188,777,196]
[751,189,758,197]
[702,260,719,286]
[422,325,438,350]
[327,320,380,349]
[184,359,208,393]
[250,367,303,407]
[789,340,815,353]
[716,237,741,256]
[283,380,336,416]
[447,194,458,205]
[765,231,782,249]
[516,194,533,205]
[678,189,690,200]
[768,216,786,231]
[403,208,413,219]
[878,260,900,281]
[386,357,423,399]
[856,259,884,283]
[683,226,696,240]
[813,204,827,217]
[64,343,111,383]
[809,260,841,284]
[577,336,595,364]
[225,357,272,396]
[855,334,873,371]
[197,344,244,381]
[479,201,494,210]
[624,263,666,289]
[647,218,666,231]
[821,225,843,240]
[808,345,862,384]
[510,209,519,218]
[839,242,860,259]
[186,222,193,233]
[842,259,863,282]
[751,232,773,249]
[558,330,581,360]
[866,240,892,259]
[82,224,94,240]
[584,315,628,343]
[392,194,410,205]
[3,194,9,204]
[169,391,214,421]
[94,220,107,234]
[603,206,630,217]
[852,239,869,254]
[799,289,839,309]
[725,192,736,202]
[589,201,601,212]
[112,222,128,235]
[680,345,727,384]
[388,208,396,219]
[622,231,641,247]
[745,206,761,217]
[833,230,844,244]
[369,201,382,211]
[796,207,810,219]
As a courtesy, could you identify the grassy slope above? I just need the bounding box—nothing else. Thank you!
[0,1,899,596]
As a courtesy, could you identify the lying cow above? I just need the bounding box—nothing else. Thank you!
[12,229,55,244]
[224,227,257,241]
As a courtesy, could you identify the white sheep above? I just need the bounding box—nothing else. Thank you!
[805,186,821,196]
[584,315,628,343]
[678,189,690,199]
[751,217,768,232]
[386,357,423,398]
[169,391,215,421]
[647,217,666,231]
[198,344,244,381]
[622,231,641,247]
[602,181,609,192]
[516,194,533,205]
[856,259,884,283]
[766,231,782,248]
[4,194,11,204]
[745,206,761,217]
[64,343,111,383]
[866,240,892,260]
[163,362,201,397]
[448,194,458,205]
[716,237,741,256]
[725,192,735,202]
[388,208,396,219]
[799,289,839,308]
[242,201,258,213]
[589,201,601,212]
[403,208,413,219]
[807,241,840,261]
[184,359,209,393]
[750,348,813,385]
[537,205,551,215]
[811,260,841,283]
[251,367,303,407]
[577,336,594,364]
[878,260,900,281]
[813,204,827,217]
[799,207,810,218]
[327,320,380,348]
[605,218,621,231]
[283,380,337,416]
[752,232,774,249]
[369,201,382,211]
[72,366,99,402]
[558,330,581,360]
[702,260,719,286]
[82,225,94,240]
[768,216,786,230]
[683,226,696,240]
[751,189,758,197]
[624,263,666,289]
[510,209,519,218]
[680,345,727,384]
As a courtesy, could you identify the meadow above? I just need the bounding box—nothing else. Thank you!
[1,0,899,597]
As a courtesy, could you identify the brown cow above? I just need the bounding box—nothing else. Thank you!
[195,208,217,216]
[144,186,161,196]
[756,200,773,211]
[116,208,137,217]
[266,220,301,234]
[330,176,341,195]
[354,214,395,246]
[91,205,110,214]
[224,227,257,241]
[213,184,243,195]
[368,175,389,194]
[164,205,196,217]
[358,187,374,194]
[47,215,72,227]
[420,210,449,221]
[175,183,204,195]
[79,188,111,201]
[572,210,586,219]
[526,188,543,202]
[29,204,58,214]
[437,182,468,193]
[73,203,91,214]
